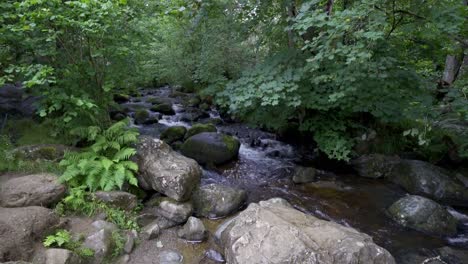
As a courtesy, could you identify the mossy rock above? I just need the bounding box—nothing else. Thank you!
[161,126,187,144]
[181,132,240,165]
[185,123,217,139]
[12,144,75,161]
[147,97,169,105]
[113,93,130,103]
[187,97,201,107]
[150,103,175,115]
[199,103,210,111]
[134,109,150,124]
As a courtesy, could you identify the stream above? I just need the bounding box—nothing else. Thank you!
[121,86,468,261]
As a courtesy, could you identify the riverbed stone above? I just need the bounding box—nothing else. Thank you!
[159,250,183,264]
[387,160,468,206]
[149,197,193,224]
[185,123,217,139]
[387,195,458,236]
[45,248,81,264]
[151,103,175,115]
[0,206,60,262]
[91,220,118,232]
[216,198,395,264]
[83,229,113,261]
[181,132,240,165]
[177,216,207,242]
[93,191,138,211]
[134,109,150,124]
[351,154,400,179]
[0,173,66,208]
[292,166,317,184]
[192,184,246,219]
[135,137,202,201]
[140,221,160,240]
[160,126,187,144]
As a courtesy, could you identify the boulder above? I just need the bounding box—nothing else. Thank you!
[45,249,81,264]
[140,222,160,240]
[387,160,468,206]
[83,229,113,261]
[151,103,175,115]
[12,144,75,161]
[181,132,240,165]
[135,137,202,201]
[292,166,317,184]
[93,191,138,211]
[180,109,209,122]
[134,110,150,125]
[0,174,66,208]
[186,97,201,107]
[216,198,395,264]
[185,123,217,139]
[91,220,118,232]
[387,195,458,236]
[351,154,400,179]
[150,198,192,224]
[192,184,246,219]
[204,249,225,263]
[177,216,207,242]
[114,94,130,103]
[160,126,187,144]
[0,206,60,262]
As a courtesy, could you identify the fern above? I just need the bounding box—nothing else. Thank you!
[59,119,139,191]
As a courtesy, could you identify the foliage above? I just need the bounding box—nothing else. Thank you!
[56,186,140,231]
[111,231,126,257]
[43,229,94,258]
[59,119,139,191]
[218,0,467,160]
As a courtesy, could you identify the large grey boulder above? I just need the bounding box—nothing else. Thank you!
[0,206,60,262]
[45,248,81,264]
[216,198,395,264]
[0,174,66,208]
[181,132,240,165]
[387,195,458,236]
[387,160,468,206]
[93,191,138,211]
[192,184,246,219]
[135,137,202,201]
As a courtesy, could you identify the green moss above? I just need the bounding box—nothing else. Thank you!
[222,134,239,152]
[134,109,150,124]
[185,123,217,139]
[160,126,187,144]
[5,118,68,146]
[36,146,58,160]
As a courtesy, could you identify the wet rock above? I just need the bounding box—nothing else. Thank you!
[0,206,60,262]
[185,123,217,139]
[116,254,131,264]
[45,248,81,264]
[204,249,225,263]
[292,166,317,184]
[387,195,458,236]
[12,144,75,161]
[199,103,211,111]
[135,137,202,201]
[151,103,175,115]
[140,221,160,240]
[91,220,118,232]
[93,191,138,211]
[124,230,137,254]
[159,250,183,264]
[142,116,160,125]
[192,184,246,219]
[351,154,400,179]
[83,229,113,261]
[114,94,131,103]
[187,97,201,107]
[181,132,240,165]
[388,160,468,206]
[436,246,468,264]
[180,109,209,122]
[134,109,150,124]
[0,173,66,208]
[160,126,187,144]
[216,198,395,264]
[177,216,207,242]
[111,111,127,121]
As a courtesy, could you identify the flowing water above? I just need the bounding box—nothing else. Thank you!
[122,86,468,260]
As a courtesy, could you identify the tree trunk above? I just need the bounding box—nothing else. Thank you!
[442,55,462,85]
[287,0,297,48]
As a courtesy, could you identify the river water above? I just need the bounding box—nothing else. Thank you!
[122,86,468,261]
